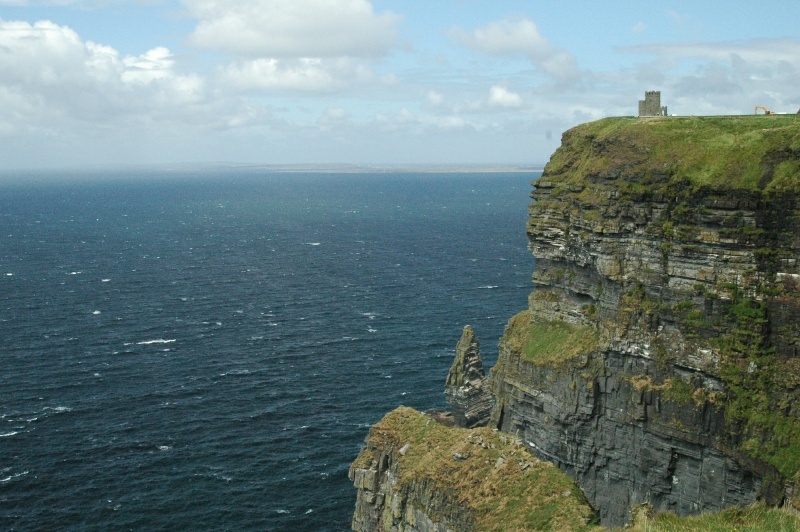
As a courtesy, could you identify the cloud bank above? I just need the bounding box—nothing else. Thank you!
[0,5,798,169]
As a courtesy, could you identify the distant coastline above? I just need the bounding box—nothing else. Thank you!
[166,163,545,174]
[1,163,545,177]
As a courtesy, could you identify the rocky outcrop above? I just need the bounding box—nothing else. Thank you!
[352,115,800,530]
[444,326,492,428]
[489,116,800,526]
[349,407,598,531]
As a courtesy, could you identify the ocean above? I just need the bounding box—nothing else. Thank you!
[0,170,537,530]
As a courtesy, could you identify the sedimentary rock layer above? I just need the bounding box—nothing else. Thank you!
[351,115,800,529]
[444,326,492,428]
[490,115,800,526]
[349,407,598,531]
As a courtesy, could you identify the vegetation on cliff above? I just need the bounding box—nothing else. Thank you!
[543,115,800,194]
[354,407,599,531]
[527,115,800,482]
[628,503,800,531]
[501,310,600,368]
[353,115,800,529]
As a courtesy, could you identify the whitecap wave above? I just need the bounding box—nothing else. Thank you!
[136,339,176,345]
[220,369,251,377]
[276,510,290,515]
[0,431,19,438]
[0,471,29,483]
[305,242,321,246]
[477,285,499,289]
[44,406,71,413]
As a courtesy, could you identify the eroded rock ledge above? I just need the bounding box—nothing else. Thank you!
[490,116,800,526]
[349,407,598,531]
[352,116,800,529]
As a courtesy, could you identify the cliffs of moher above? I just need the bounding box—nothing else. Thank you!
[351,114,800,530]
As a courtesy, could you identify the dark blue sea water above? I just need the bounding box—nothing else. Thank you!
[0,170,537,531]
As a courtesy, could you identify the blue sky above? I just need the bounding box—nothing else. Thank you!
[0,0,798,170]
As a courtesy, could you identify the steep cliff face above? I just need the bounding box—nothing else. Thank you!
[490,116,800,526]
[350,407,599,531]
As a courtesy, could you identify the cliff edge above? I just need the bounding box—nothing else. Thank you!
[352,115,800,529]
[491,115,800,525]
[349,407,599,531]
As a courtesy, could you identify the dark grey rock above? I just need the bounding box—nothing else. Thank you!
[444,326,492,428]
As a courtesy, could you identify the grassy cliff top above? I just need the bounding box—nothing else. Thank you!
[542,115,800,194]
[356,407,800,530]
[628,503,800,531]
[356,406,599,531]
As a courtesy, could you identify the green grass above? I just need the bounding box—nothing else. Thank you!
[357,409,800,530]
[356,407,600,531]
[627,504,800,531]
[543,115,800,194]
[501,310,601,367]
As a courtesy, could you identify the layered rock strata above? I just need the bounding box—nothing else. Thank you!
[490,116,800,526]
[352,115,800,529]
[349,407,598,531]
[444,326,492,428]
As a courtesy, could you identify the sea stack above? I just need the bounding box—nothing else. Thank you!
[444,325,492,428]
[352,115,800,529]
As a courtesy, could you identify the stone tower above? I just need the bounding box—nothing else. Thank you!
[638,91,668,116]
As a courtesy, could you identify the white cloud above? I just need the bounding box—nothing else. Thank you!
[220,58,352,92]
[450,17,579,84]
[184,1,399,94]
[374,108,419,132]
[0,18,213,138]
[487,85,523,108]
[121,46,175,83]
[437,116,468,130]
[451,17,549,56]
[622,38,800,111]
[318,107,351,128]
[426,90,444,107]
[625,39,800,64]
[184,0,399,58]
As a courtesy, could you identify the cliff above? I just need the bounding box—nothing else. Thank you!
[349,407,599,531]
[351,115,800,529]
[491,115,800,525]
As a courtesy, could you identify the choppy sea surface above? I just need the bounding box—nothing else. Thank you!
[0,170,537,531]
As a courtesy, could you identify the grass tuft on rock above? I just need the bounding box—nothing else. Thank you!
[544,115,800,194]
[627,503,800,531]
[358,406,600,531]
[502,310,600,367]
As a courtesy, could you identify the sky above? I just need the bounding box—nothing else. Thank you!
[0,0,798,170]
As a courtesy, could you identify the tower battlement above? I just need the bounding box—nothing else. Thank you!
[638,91,668,116]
